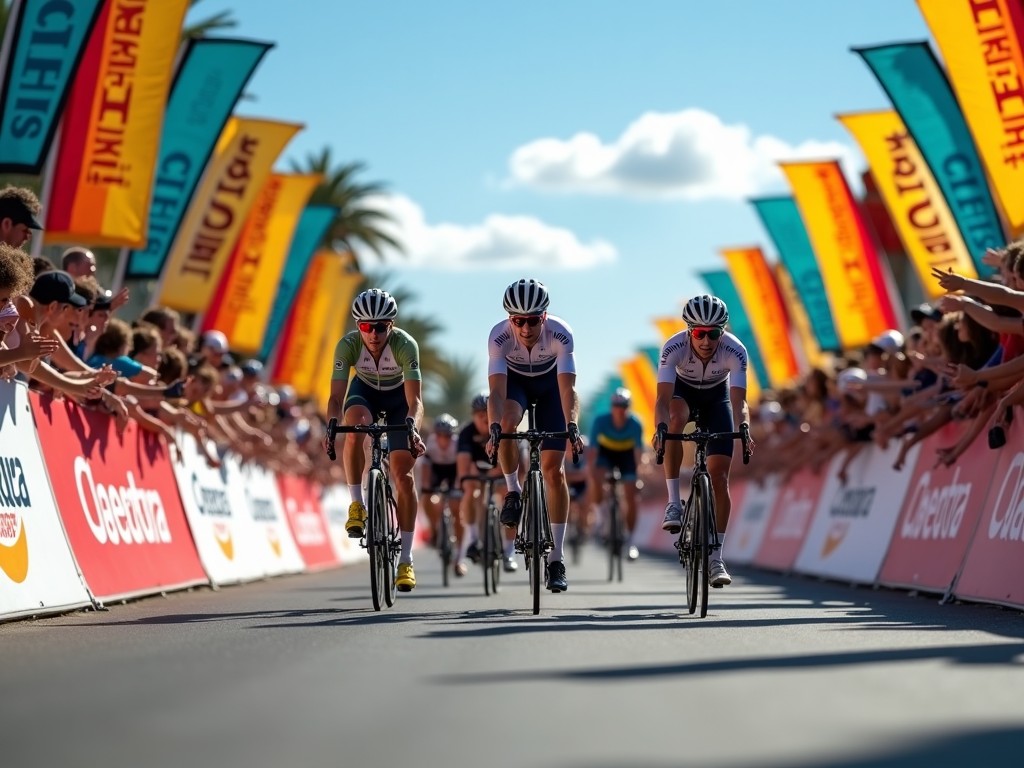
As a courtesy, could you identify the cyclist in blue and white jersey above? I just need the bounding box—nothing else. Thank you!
[652,294,754,588]
[324,288,426,592]
[486,278,584,593]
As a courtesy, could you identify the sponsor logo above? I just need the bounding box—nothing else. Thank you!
[0,455,31,508]
[191,472,234,558]
[819,487,873,557]
[900,467,969,541]
[268,528,282,557]
[75,457,171,545]
[771,488,815,540]
[551,332,570,345]
[0,513,28,583]
[213,522,234,560]
[285,497,327,546]
[987,452,1024,543]
[410,360,419,370]
[334,360,344,371]
[821,520,849,557]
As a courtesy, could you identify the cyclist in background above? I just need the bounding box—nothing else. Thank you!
[323,288,426,592]
[419,413,465,571]
[565,434,590,555]
[652,295,753,588]
[588,387,645,560]
[487,278,584,592]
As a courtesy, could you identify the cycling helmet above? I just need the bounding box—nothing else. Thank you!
[611,387,631,407]
[682,294,729,327]
[470,390,488,412]
[351,288,398,321]
[434,413,458,435]
[503,278,550,315]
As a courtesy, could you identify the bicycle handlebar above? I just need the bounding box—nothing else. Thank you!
[325,416,415,462]
[458,473,508,490]
[654,422,752,466]
[489,428,580,467]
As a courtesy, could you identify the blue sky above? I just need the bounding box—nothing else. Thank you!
[188,0,933,404]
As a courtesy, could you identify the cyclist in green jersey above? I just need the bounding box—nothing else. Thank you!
[323,289,426,592]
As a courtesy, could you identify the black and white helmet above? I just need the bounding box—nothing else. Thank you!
[352,288,398,322]
[434,413,458,435]
[682,294,729,327]
[470,390,488,412]
[502,278,550,315]
[611,387,631,407]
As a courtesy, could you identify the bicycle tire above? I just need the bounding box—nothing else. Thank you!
[489,507,502,594]
[529,471,543,615]
[683,492,698,615]
[697,473,711,618]
[608,495,623,583]
[483,503,494,596]
[367,469,387,611]
[440,510,451,588]
[383,483,399,608]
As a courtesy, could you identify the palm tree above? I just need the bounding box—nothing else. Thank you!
[290,148,402,268]
[424,355,482,422]
[182,0,238,40]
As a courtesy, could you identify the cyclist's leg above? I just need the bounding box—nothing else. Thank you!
[496,373,527,526]
[341,382,375,535]
[420,483,442,546]
[616,451,640,555]
[705,385,736,586]
[588,450,608,536]
[534,373,570,584]
[457,453,482,552]
[661,379,692,531]
[381,390,419,579]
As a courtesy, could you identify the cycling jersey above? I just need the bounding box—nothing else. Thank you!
[589,412,643,452]
[424,432,457,465]
[656,330,748,390]
[487,315,576,377]
[456,422,490,465]
[332,327,421,391]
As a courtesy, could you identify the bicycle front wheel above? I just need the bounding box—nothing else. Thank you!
[608,496,623,583]
[529,472,544,615]
[696,473,711,618]
[383,484,399,608]
[683,494,698,615]
[367,470,387,611]
[440,510,452,588]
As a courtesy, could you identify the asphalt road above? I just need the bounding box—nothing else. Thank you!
[3,545,1024,768]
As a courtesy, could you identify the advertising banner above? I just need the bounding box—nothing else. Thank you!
[0,383,92,620]
[28,390,206,602]
[723,475,776,565]
[276,473,338,570]
[44,0,189,247]
[0,0,105,172]
[754,462,831,573]
[319,484,367,565]
[233,459,305,577]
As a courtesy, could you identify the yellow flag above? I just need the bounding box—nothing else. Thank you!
[312,257,361,410]
[653,316,687,341]
[158,117,302,311]
[619,355,655,435]
[838,110,977,298]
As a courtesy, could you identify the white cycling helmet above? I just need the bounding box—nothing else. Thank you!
[352,288,398,322]
[503,278,550,315]
[611,387,631,407]
[470,390,488,412]
[682,294,729,327]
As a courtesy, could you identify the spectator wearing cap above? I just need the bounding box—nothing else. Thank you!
[0,242,58,375]
[0,186,43,250]
[909,303,942,343]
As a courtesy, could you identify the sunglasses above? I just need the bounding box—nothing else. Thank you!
[358,320,392,334]
[690,327,724,341]
[510,315,542,328]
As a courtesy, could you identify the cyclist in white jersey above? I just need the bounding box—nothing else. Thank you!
[486,278,584,593]
[419,413,469,573]
[323,288,426,592]
[652,294,754,588]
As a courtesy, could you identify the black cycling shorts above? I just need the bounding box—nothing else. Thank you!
[505,369,566,452]
[344,377,411,453]
[672,378,735,458]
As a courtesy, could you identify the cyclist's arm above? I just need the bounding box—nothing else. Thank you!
[557,372,579,427]
[654,381,674,430]
[487,373,507,427]
[403,378,424,431]
[327,378,348,423]
[730,385,749,430]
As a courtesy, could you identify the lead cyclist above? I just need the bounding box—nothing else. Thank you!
[651,294,755,588]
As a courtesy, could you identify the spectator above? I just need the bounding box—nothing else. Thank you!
[87,317,157,383]
[62,247,97,278]
[0,186,43,251]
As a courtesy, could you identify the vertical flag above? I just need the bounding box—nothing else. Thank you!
[917,0,1024,234]
[653,316,687,341]
[774,262,829,371]
[125,37,273,279]
[750,197,841,352]
[720,247,801,389]
[619,354,656,434]
[838,110,978,298]
[202,173,321,353]
[780,160,899,349]
[855,42,1004,278]
[0,0,105,172]
[312,267,358,412]
[44,0,189,246]
[699,269,764,402]
[259,205,338,360]
[157,117,302,312]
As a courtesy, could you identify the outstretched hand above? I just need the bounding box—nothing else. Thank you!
[930,266,969,293]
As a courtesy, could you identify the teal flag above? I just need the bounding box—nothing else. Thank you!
[0,0,105,172]
[699,270,769,388]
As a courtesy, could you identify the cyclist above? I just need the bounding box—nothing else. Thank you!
[588,387,645,560]
[652,294,754,588]
[486,278,584,593]
[419,413,464,572]
[324,288,426,592]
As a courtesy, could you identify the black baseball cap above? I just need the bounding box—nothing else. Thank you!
[910,303,942,324]
[30,270,87,307]
[0,197,43,229]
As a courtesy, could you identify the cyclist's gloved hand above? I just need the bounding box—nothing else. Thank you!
[407,417,426,458]
[487,422,502,462]
[652,422,667,452]
[567,421,583,456]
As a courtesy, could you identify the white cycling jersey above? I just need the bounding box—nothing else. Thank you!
[487,314,576,377]
[656,330,748,390]
[424,432,457,465]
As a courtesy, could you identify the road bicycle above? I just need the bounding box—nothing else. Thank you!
[429,482,458,587]
[604,467,624,583]
[326,416,412,611]
[656,420,750,618]
[460,467,507,596]
[491,402,579,615]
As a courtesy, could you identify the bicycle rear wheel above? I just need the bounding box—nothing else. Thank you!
[383,487,399,608]
[367,470,387,611]
[484,504,501,595]
[608,496,623,583]
[696,473,711,618]
[440,510,452,588]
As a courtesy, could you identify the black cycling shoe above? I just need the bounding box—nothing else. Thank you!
[500,492,522,528]
[546,560,568,592]
[466,541,482,564]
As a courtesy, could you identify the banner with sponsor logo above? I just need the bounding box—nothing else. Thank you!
[952,418,1024,608]
[750,196,840,352]
[157,116,302,312]
[0,0,105,172]
[754,462,831,572]
[721,476,777,565]
[44,0,188,247]
[793,441,920,583]
[780,160,899,350]
[721,246,800,389]
[699,269,764,403]
[918,0,1024,234]
[231,458,305,577]
[125,37,273,279]
[319,484,368,565]
[276,473,338,570]
[170,432,265,585]
[0,382,92,620]
[28,390,207,602]
[878,423,997,594]
[856,42,1004,278]
[258,205,338,361]
[838,110,978,298]
[203,173,321,354]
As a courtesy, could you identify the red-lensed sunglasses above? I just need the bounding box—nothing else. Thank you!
[510,315,543,328]
[358,320,392,334]
[690,327,724,341]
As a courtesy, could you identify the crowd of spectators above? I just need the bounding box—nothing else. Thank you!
[0,184,338,487]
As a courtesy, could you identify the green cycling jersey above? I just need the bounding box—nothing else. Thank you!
[331,327,422,391]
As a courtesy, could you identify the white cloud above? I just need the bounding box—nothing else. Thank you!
[507,108,861,200]
[355,194,617,270]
